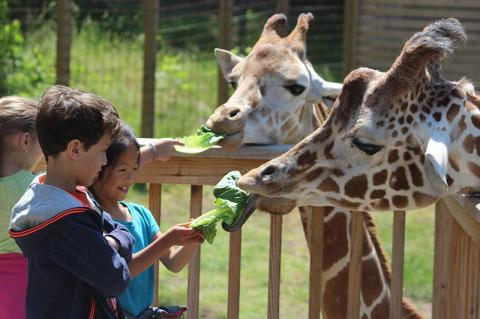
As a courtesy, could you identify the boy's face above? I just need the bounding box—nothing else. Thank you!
[95,142,139,202]
[75,134,111,187]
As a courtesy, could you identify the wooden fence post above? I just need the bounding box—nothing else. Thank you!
[218,0,233,106]
[342,0,359,76]
[141,0,158,138]
[276,0,289,15]
[56,0,72,86]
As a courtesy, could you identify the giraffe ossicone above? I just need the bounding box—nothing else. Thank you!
[239,18,476,213]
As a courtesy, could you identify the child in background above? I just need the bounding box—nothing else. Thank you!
[0,96,43,319]
[91,123,204,319]
[9,86,134,319]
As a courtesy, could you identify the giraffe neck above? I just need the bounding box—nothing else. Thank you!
[317,208,422,318]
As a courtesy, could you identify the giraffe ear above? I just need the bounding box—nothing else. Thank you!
[305,62,342,103]
[424,131,450,193]
[214,48,244,80]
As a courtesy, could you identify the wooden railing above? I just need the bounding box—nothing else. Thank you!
[135,142,480,319]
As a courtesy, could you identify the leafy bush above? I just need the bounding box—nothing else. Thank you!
[0,0,46,95]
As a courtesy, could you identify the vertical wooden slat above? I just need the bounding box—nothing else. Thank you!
[56,0,72,85]
[342,0,359,75]
[308,207,325,319]
[432,200,452,319]
[268,214,283,319]
[218,0,233,106]
[276,0,289,15]
[149,184,162,306]
[141,0,158,138]
[389,211,406,319]
[187,185,202,319]
[227,230,242,319]
[347,212,363,319]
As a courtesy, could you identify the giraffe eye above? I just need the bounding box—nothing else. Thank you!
[284,84,306,96]
[352,137,383,155]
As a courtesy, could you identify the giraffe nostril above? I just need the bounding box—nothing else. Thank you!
[261,165,276,177]
[228,109,240,119]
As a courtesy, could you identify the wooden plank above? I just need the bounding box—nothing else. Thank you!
[389,211,406,319]
[141,0,158,138]
[227,230,241,319]
[347,212,363,319]
[135,157,272,185]
[149,184,162,306]
[218,0,232,105]
[308,207,325,319]
[343,0,360,72]
[362,0,480,7]
[56,0,72,85]
[268,214,283,319]
[187,185,202,319]
[432,200,453,319]
[136,141,293,160]
[442,195,480,245]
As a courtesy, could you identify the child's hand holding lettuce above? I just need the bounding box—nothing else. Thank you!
[175,126,225,154]
[190,171,248,243]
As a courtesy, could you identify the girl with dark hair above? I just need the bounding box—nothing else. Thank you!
[91,123,204,319]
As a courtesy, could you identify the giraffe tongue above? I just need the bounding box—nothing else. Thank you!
[222,194,260,232]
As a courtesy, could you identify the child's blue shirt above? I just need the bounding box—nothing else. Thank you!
[115,201,160,316]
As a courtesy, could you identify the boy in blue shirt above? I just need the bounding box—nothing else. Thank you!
[9,86,134,319]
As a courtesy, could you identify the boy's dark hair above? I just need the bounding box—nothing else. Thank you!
[36,85,121,157]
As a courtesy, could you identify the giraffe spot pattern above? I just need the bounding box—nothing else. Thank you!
[413,192,436,207]
[433,112,442,121]
[388,149,399,163]
[468,161,480,178]
[451,88,465,100]
[463,134,475,154]
[403,152,412,161]
[318,177,340,193]
[324,142,334,160]
[313,127,332,143]
[371,198,390,210]
[446,104,460,122]
[305,167,324,182]
[361,257,385,306]
[449,155,459,172]
[408,163,423,187]
[471,113,480,130]
[390,166,409,191]
[370,189,385,199]
[344,174,368,199]
[447,174,454,187]
[373,169,388,186]
[327,197,361,209]
[392,195,409,208]
[297,150,317,167]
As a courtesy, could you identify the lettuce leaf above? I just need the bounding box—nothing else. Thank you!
[175,126,225,154]
[191,171,248,243]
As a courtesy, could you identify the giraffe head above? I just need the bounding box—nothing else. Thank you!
[238,19,475,213]
[206,13,342,150]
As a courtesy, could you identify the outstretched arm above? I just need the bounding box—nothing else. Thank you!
[128,223,203,277]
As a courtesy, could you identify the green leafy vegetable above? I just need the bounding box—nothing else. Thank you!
[175,126,225,154]
[191,171,248,243]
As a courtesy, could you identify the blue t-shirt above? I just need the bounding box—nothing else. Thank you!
[115,201,160,316]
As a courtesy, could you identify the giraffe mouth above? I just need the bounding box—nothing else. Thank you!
[218,131,244,150]
[222,194,260,232]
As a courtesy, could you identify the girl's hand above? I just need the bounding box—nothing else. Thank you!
[164,223,204,246]
[151,138,184,161]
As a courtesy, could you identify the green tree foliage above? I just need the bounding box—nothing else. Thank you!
[0,0,45,95]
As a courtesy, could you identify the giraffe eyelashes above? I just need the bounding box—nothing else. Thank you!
[284,84,306,96]
[352,137,384,155]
